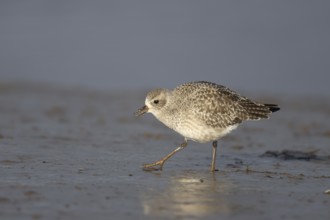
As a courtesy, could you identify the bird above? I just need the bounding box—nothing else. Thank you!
[135,81,280,172]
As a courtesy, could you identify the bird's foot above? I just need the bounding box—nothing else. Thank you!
[210,167,219,172]
[142,160,164,171]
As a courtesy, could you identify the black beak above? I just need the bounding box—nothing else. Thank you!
[135,105,149,117]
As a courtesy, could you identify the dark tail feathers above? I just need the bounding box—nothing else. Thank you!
[264,104,280,113]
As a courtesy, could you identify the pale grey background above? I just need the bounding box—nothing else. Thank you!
[1,0,329,95]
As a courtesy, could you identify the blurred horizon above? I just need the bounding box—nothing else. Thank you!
[1,1,329,96]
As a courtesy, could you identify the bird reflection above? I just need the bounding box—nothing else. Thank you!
[141,172,233,218]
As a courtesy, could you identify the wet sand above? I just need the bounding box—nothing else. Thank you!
[0,83,329,220]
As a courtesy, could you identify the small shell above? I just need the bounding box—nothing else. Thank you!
[324,189,330,194]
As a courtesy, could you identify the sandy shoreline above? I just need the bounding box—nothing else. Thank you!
[0,83,329,220]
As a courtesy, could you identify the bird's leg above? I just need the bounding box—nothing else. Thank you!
[143,140,188,171]
[210,141,218,172]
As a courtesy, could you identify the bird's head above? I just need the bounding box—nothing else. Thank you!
[135,88,169,117]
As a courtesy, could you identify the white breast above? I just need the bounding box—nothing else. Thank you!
[173,120,238,143]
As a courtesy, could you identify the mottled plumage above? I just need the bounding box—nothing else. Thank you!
[136,81,279,171]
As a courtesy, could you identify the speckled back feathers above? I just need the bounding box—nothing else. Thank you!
[171,81,278,128]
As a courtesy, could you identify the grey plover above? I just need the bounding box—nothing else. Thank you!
[135,81,279,172]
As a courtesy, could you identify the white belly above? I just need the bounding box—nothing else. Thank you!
[173,123,238,143]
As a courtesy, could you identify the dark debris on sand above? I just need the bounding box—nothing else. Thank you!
[260,150,330,161]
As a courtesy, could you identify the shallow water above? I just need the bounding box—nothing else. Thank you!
[0,83,329,220]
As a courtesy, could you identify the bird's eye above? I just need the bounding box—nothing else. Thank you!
[153,100,159,104]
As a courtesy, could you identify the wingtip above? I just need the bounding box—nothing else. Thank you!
[264,104,280,113]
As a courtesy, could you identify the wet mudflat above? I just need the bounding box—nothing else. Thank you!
[0,83,329,220]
